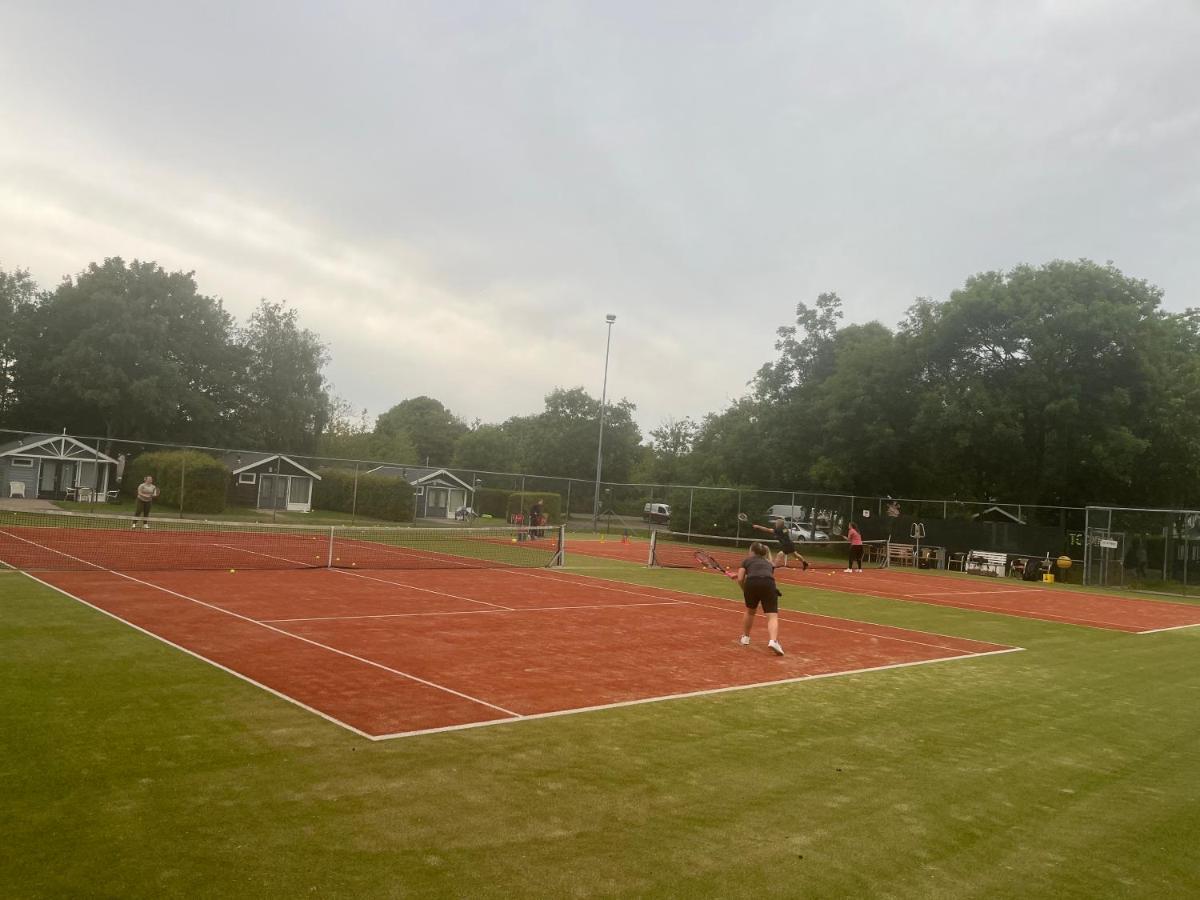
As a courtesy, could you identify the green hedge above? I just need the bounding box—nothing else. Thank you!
[472,487,510,519]
[313,468,414,522]
[124,450,228,514]
[506,491,562,524]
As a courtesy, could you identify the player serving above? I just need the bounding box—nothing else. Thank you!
[735,541,785,656]
[749,517,810,570]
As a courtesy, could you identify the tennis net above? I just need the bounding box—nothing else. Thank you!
[649,530,888,571]
[0,510,564,572]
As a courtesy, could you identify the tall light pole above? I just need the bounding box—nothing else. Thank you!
[592,314,617,531]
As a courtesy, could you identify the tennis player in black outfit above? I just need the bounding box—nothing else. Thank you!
[751,518,809,570]
[736,542,785,656]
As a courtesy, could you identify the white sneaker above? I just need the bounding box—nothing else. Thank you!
[130,524,137,530]
[739,635,751,646]
[768,640,784,656]
[143,523,150,529]
[844,568,852,573]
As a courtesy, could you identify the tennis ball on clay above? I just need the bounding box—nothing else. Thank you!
[229,569,236,574]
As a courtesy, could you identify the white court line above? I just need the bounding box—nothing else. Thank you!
[493,567,1014,654]
[366,647,1025,741]
[209,542,515,611]
[261,600,681,624]
[3,528,1026,741]
[332,568,514,610]
[0,528,521,720]
[207,542,516,614]
[17,570,375,741]
[1135,622,1200,635]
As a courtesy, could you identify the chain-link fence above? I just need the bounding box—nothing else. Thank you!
[0,428,1088,553]
[1083,505,1200,597]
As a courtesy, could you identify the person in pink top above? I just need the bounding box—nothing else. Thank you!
[844,522,864,572]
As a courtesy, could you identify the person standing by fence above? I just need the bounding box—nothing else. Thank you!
[529,498,545,539]
[132,475,159,529]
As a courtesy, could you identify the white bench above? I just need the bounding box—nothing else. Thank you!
[888,543,916,566]
[966,550,1007,577]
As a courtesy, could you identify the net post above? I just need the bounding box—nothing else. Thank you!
[648,530,658,567]
[326,526,335,568]
[549,525,566,567]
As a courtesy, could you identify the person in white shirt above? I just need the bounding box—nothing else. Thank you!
[133,475,159,529]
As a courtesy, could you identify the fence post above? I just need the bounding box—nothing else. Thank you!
[565,480,572,523]
[179,455,186,519]
[91,443,99,513]
[688,488,694,535]
[351,463,360,525]
[736,490,743,538]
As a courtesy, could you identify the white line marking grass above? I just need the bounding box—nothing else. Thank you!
[367,647,1025,741]
[17,571,377,741]
[1135,622,1200,635]
[4,528,1028,742]
[498,567,1015,653]
[0,529,520,722]
[262,600,681,625]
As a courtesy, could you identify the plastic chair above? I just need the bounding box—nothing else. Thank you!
[947,551,966,572]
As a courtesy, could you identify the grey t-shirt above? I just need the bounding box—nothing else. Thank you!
[741,555,775,579]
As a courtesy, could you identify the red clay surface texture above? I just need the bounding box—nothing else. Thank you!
[570,539,1200,633]
[30,566,1014,739]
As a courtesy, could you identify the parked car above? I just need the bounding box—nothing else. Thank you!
[788,523,829,541]
[642,502,671,524]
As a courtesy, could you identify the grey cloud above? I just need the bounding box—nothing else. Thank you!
[1,0,1198,433]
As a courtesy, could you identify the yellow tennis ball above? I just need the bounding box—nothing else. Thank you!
[229,569,236,574]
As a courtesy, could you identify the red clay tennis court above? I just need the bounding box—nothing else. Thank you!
[3,511,1016,740]
[589,534,1200,634]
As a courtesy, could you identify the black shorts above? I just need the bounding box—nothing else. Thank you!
[743,577,779,614]
[779,542,798,556]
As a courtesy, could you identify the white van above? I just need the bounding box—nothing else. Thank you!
[765,504,807,522]
[642,502,671,524]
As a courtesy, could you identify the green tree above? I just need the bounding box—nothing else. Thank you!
[902,260,1179,506]
[375,396,466,467]
[9,258,243,441]
[239,299,330,453]
[0,265,39,425]
[453,424,518,472]
[688,399,773,488]
[754,291,844,402]
[509,387,642,482]
[634,417,699,485]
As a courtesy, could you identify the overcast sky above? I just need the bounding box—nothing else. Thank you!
[2,1,1198,436]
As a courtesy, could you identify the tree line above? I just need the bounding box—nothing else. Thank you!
[0,258,328,450]
[4,256,1197,510]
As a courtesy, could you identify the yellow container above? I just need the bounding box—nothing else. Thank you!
[1042,574,1055,583]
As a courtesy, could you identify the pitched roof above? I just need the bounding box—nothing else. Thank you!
[0,433,118,464]
[366,465,473,490]
[218,452,321,480]
[971,505,1026,524]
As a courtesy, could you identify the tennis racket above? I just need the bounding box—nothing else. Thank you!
[737,513,749,522]
[694,550,727,574]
